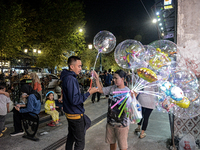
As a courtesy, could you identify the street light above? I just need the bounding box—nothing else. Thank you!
[33,49,37,53]
[38,50,41,54]
[88,44,93,49]
[79,28,83,33]
[152,18,157,23]
[24,49,28,53]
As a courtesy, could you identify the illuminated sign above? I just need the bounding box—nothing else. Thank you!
[164,5,173,9]
[164,0,172,5]
[164,0,173,9]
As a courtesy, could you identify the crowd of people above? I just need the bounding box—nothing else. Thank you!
[0,55,155,150]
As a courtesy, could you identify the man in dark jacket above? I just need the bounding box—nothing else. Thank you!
[61,56,98,150]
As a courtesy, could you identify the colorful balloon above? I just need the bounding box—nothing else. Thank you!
[149,40,179,62]
[137,68,158,83]
[114,39,146,69]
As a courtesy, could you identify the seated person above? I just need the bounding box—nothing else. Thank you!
[10,84,41,136]
[45,91,62,126]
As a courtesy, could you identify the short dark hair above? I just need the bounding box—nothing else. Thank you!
[0,82,6,90]
[115,70,126,79]
[68,56,81,70]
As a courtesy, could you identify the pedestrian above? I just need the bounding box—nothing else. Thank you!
[60,56,99,150]
[45,91,62,126]
[30,72,43,103]
[0,83,11,138]
[91,71,103,103]
[104,70,113,98]
[10,84,41,136]
[93,69,130,150]
[134,85,156,139]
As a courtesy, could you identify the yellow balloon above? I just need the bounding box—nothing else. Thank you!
[137,68,158,82]
[171,97,190,108]
[149,51,171,70]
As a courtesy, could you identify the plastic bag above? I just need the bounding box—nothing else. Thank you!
[179,134,196,150]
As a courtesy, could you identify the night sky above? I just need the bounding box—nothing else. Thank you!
[83,0,158,45]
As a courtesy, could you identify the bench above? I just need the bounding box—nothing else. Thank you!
[22,112,39,141]
[21,109,63,141]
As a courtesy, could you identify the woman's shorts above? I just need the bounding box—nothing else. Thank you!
[105,123,129,149]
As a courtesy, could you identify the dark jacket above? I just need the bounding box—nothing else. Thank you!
[104,73,112,86]
[60,69,90,114]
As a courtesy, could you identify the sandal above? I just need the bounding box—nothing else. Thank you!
[135,127,141,132]
[2,127,7,133]
[139,133,146,139]
[56,123,62,126]
[47,122,55,127]
[0,133,3,138]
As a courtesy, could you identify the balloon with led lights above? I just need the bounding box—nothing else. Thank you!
[114,39,146,70]
[93,30,116,54]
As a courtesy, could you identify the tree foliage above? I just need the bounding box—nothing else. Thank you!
[0,1,26,60]
[24,0,86,70]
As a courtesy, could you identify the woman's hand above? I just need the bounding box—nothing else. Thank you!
[131,90,138,98]
[91,70,99,79]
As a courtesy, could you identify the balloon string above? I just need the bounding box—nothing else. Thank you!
[135,82,158,92]
[89,51,101,90]
[137,90,162,98]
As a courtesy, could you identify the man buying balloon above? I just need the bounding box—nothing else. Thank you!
[60,56,99,150]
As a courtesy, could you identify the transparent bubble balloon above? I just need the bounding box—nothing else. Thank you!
[167,69,200,118]
[168,69,199,91]
[93,31,116,54]
[114,39,145,70]
[149,40,180,62]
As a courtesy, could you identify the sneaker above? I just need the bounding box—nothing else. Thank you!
[10,131,24,136]
[2,127,7,133]
[0,133,3,138]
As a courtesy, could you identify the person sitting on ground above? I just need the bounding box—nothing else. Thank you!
[0,83,11,138]
[10,84,41,136]
[45,91,62,126]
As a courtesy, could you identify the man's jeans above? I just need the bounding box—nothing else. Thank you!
[66,116,85,150]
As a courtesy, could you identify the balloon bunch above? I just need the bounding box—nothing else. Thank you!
[114,39,200,119]
[91,30,200,120]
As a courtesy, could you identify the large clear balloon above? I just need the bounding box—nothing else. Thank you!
[149,40,179,62]
[93,30,116,53]
[143,45,173,81]
[114,39,146,70]
[161,69,200,118]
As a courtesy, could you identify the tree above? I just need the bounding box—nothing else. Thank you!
[0,1,26,69]
[31,0,86,71]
